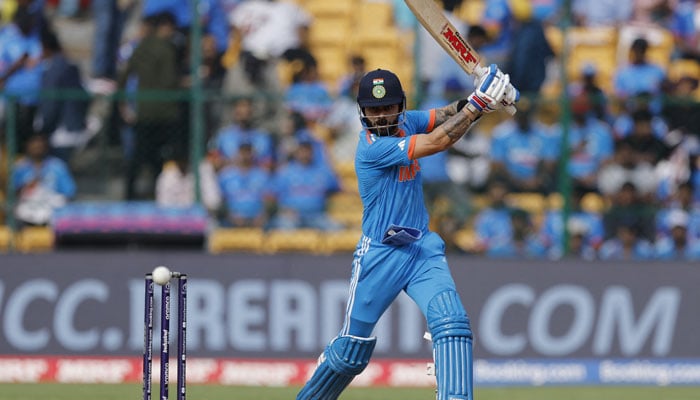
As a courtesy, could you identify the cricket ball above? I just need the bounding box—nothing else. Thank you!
[152,265,172,286]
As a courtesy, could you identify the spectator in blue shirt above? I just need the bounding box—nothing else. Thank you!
[654,209,700,260]
[268,138,342,231]
[560,94,614,193]
[613,38,668,113]
[656,182,700,241]
[0,5,43,153]
[218,141,272,228]
[598,220,654,260]
[503,207,547,259]
[284,58,333,124]
[212,97,275,171]
[538,187,605,259]
[12,134,76,226]
[489,101,559,193]
[472,180,513,254]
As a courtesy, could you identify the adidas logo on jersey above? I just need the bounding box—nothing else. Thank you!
[397,140,405,151]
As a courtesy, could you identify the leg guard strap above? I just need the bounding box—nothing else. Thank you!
[297,335,376,400]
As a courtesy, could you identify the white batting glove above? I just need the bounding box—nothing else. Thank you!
[467,64,519,113]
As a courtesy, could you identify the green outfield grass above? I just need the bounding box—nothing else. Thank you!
[1,384,699,400]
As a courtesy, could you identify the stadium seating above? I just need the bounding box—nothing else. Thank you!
[616,25,674,70]
[320,228,363,254]
[14,226,54,253]
[505,192,547,215]
[265,228,324,253]
[581,192,607,214]
[0,226,11,252]
[566,27,618,89]
[453,228,479,254]
[455,0,486,25]
[208,228,265,254]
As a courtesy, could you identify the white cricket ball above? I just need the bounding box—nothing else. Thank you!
[152,266,172,286]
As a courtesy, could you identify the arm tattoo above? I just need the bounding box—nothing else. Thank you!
[441,108,476,142]
[434,100,462,126]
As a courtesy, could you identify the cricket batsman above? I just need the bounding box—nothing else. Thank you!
[297,64,519,400]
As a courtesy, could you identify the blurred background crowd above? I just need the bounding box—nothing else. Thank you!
[1,0,700,260]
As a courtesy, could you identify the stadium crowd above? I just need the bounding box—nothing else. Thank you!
[1,0,700,259]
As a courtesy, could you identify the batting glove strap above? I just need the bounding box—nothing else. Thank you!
[467,92,493,113]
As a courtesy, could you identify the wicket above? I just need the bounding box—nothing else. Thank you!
[143,271,187,400]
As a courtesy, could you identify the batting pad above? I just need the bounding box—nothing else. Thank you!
[296,335,376,400]
[427,290,473,400]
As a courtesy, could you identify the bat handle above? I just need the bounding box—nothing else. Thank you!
[504,104,517,115]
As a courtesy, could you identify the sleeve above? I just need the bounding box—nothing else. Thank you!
[55,163,76,198]
[405,110,436,134]
[359,136,415,169]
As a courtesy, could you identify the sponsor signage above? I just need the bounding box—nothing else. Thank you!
[0,252,698,361]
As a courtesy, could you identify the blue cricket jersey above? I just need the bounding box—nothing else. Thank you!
[355,110,436,242]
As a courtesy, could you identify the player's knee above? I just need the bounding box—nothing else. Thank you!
[325,335,377,376]
[427,290,472,341]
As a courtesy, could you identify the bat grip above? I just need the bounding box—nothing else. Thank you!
[504,104,517,115]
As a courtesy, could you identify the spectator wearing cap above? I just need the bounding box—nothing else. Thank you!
[654,209,700,260]
[218,141,272,228]
[267,137,342,231]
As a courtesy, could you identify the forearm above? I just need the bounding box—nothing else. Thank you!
[412,106,480,159]
[433,105,480,147]
[433,99,464,125]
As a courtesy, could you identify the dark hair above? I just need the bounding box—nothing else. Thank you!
[41,29,62,52]
[156,11,177,27]
[467,25,487,39]
[631,37,649,51]
[631,108,652,123]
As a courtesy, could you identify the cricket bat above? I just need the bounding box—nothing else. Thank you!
[404,0,517,115]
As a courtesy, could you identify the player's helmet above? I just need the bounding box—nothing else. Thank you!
[357,69,406,136]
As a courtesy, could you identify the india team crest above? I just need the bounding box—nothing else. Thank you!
[372,78,386,98]
[372,85,386,99]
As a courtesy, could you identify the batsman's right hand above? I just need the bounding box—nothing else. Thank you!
[468,64,519,114]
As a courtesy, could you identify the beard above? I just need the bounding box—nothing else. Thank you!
[368,116,400,137]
